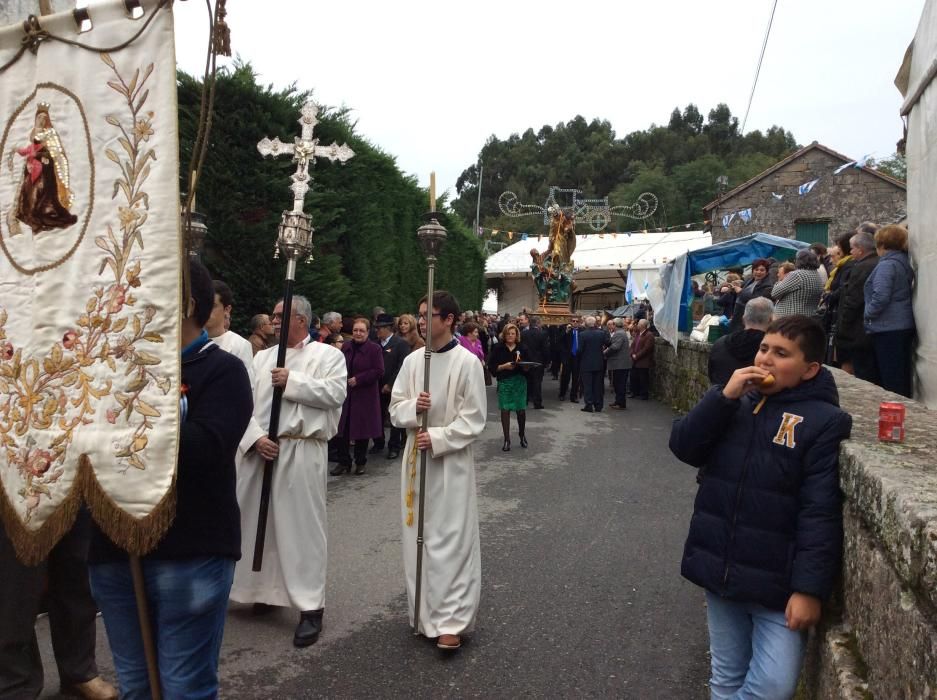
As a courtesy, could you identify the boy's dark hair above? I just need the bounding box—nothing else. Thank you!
[418,290,461,328]
[764,315,826,364]
[189,261,214,326]
[212,280,233,308]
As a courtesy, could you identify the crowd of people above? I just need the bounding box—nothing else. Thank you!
[1,225,916,699]
[702,223,916,398]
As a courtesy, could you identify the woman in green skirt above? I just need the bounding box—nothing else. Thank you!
[488,322,529,451]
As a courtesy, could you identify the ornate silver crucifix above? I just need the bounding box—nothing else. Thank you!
[257,100,355,263]
[250,100,354,572]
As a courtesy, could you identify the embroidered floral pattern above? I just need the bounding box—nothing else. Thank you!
[0,55,170,522]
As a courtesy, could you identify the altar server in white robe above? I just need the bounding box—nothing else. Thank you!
[389,290,487,651]
[230,295,347,648]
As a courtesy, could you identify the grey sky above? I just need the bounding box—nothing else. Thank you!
[173,0,923,203]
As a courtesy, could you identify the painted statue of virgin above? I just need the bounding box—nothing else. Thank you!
[13,103,78,233]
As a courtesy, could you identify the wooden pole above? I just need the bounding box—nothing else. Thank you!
[252,258,296,571]
[129,555,161,700]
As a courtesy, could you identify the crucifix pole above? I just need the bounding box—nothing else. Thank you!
[252,101,354,571]
[413,177,447,634]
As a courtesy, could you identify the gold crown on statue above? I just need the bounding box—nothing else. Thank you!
[36,102,51,114]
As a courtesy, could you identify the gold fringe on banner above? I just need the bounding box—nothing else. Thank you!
[0,454,176,566]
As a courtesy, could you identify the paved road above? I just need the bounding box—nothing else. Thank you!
[40,378,710,698]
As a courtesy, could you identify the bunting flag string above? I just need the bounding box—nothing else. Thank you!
[718,152,882,231]
[481,152,883,239]
[474,219,711,241]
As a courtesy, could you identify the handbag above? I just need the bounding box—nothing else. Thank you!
[483,364,493,386]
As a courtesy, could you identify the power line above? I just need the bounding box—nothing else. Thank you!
[741,0,779,134]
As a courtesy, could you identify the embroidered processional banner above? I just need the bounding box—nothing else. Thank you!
[0,0,180,563]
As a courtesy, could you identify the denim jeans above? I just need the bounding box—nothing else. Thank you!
[705,591,806,700]
[89,556,234,700]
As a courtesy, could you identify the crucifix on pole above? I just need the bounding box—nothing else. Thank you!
[251,100,354,571]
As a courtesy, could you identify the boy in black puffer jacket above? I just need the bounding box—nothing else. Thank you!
[671,315,852,700]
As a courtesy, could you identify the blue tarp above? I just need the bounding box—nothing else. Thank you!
[650,233,810,350]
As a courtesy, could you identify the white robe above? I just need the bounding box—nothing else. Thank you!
[213,330,256,385]
[389,343,486,637]
[230,338,347,611]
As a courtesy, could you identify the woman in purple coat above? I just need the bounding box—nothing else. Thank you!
[332,318,384,475]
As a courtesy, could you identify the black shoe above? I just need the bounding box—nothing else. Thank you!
[570,398,579,403]
[386,450,400,460]
[519,435,528,448]
[252,602,276,616]
[294,609,323,647]
[581,405,594,413]
[534,403,544,409]
[502,439,511,452]
[355,462,367,475]
[558,394,566,400]
[329,462,351,476]
[626,393,634,399]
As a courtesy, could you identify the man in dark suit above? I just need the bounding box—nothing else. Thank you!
[630,319,655,400]
[559,316,582,402]
[518,313,548,409]
[372,313,409,459]
[577,316,611,412]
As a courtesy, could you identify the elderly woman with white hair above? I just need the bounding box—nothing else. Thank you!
[770,249,825,318]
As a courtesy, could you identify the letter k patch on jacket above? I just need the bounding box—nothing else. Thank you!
[773,412,805,448]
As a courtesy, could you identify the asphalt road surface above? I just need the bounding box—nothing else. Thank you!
[40,377,710,698]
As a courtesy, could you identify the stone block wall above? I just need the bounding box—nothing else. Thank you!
[650,337,711,413]
[708,146,905,247]
[652,338,937,699]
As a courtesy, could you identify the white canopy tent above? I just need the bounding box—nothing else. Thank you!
[898,0,937,408]
[485,230,712,314]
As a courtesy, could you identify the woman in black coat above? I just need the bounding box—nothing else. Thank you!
[728,259,773,333]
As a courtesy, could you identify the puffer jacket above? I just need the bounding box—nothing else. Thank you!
[864,250,915,334]
[670,368,852,611]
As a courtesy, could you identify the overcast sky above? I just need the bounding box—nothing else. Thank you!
[173,0,923,203]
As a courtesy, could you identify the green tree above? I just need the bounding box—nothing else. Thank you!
[451,104,798,234]
[872,152,907,181]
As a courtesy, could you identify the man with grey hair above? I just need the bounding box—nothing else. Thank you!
[630,319,655,399]
[231,295,348,648]
[320,311,342,340]
[708,297,774,386]
[835,228,880,383]
[605,317,632,408]
[578,316,610,411]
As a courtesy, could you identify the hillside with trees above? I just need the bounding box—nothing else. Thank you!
[452,104,800,236]
[178,63,486,334]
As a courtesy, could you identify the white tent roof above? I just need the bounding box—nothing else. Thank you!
[485,230,712,277]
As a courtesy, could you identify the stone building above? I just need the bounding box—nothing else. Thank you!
[703,142,906,246]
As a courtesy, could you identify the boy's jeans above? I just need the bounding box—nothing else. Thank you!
[90,556,234,700]
[705,591,806,700]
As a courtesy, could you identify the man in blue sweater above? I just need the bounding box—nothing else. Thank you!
[670,315,852,699]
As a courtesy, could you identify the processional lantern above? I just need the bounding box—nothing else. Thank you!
[412,173,447,636]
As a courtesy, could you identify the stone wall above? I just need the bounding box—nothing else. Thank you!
[651,337,712,413]
[652,338,937,699]
[707,145,906,246]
